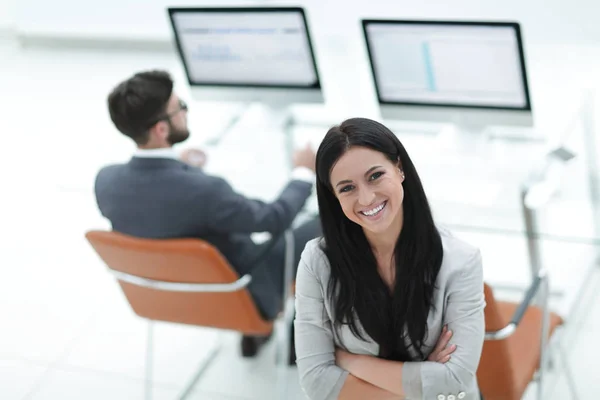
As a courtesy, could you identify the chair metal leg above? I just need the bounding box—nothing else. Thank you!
[145,321,223,400]
[557,342,580,400]
[276,316,292,399]
[282,230,295,320]
[145,321,154,400]
[275,230,295,399]
[537,275,550,400]
[178,334,224,399]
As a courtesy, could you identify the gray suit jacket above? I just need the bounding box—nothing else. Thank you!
[95,157,313,316]
[294,228,485,400]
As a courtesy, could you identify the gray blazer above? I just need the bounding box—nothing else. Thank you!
[294,228,485,400]
[95,157,313,318]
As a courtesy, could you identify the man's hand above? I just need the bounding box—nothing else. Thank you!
[427,325,456,363]
[293,143,316,172]
[180,148,207,168]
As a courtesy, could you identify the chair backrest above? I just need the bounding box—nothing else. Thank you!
[476,283,517,400]
[85,230,273,335]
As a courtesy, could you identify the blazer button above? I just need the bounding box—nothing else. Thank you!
[437,395,446,400]
[457,392,466,399]
[448,396,456,400]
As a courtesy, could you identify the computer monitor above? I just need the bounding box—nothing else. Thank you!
[168,7,324,108]
[362,20,533,130]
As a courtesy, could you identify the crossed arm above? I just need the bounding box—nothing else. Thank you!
[335,326,456,397]
[294,250,485,400]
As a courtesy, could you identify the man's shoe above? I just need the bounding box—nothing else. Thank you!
[240,334,271,358]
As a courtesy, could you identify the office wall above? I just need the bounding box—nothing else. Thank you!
[0,0,15,33]
[13,0,275,41]
[12,0,600,45]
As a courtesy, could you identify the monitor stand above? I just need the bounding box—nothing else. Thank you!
[483,125,545,142]
[436,123,489,154]
[202,103,253,147]
[428,119,545,162]
[450,111,544,143]
[201,102,297,151]
[433,115,545,154]
[201,101,299,171]
[256,103,298,171]
[383,118,544,146]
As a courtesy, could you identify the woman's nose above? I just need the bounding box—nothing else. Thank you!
[357,187,376,206]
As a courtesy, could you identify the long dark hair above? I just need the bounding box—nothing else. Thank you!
[315,117,443,361]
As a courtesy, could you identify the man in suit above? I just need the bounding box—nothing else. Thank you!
[94,70,320,358]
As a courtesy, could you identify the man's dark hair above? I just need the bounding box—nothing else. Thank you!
[107,70,174,145]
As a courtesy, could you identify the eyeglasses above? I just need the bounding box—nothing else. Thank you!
[147,99,188,129]
[173,99,189,114]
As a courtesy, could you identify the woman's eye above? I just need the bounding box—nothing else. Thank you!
[370,171,384,181]
[339,185,354,193]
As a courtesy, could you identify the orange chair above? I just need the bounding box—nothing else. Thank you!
[478,271,579,400]
[85,230,296,400]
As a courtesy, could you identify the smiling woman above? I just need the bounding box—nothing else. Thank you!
[330,146,405,239]
[294,118,485,400]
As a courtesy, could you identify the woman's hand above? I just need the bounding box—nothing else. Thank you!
[336,324,455,372]
[427,325,456,363]
[336,348,361,371]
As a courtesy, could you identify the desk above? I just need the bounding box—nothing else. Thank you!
[200,87,600,321]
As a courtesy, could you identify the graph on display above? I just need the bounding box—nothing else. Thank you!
[192,45,241,62]
[191,43,307,63]
[172,12,318,86]
[366,23,528,108]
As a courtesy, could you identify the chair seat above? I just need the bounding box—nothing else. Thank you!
[85,230,276,335]
[496,301,563,399]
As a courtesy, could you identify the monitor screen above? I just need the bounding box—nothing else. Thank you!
[168,7,321,89]
[362,21,531,110]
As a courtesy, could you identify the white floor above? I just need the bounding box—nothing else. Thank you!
[1,35,600,399]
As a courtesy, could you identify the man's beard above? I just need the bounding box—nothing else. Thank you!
[167,126,190,145]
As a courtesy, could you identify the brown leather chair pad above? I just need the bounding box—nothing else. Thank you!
[488,301,563,400]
